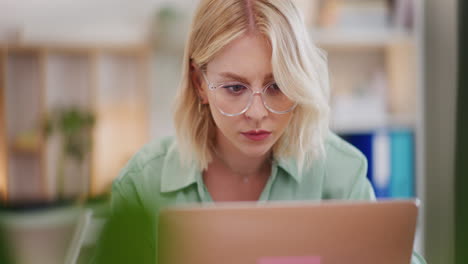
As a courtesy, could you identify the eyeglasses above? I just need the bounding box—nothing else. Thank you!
[201,72,297,117]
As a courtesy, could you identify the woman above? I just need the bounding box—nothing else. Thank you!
[111,0,426,263]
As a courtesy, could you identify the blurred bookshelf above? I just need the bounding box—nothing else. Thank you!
[296,0,425,254]
[0,43,151,203]
[312,28,412,48]
[297,0,423,194]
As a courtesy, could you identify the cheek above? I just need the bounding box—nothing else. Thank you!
[275,113,293,130]
[209,105,238,134]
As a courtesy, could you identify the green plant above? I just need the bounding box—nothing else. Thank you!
[44,108,96,200]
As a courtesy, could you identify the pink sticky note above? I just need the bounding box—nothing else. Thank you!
[258,256,321,264]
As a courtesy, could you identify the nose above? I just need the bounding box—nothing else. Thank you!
[244,92,268,121]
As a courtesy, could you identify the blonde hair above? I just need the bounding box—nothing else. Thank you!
[173,0,330,170]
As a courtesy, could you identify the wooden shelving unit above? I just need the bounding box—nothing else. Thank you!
[0,43,151,202]
[316,31,418,133]
[302,0,425,255]
[312,28,413,49]
[3,48,46,202]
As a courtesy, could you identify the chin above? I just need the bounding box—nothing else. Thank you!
[238,143,273,158]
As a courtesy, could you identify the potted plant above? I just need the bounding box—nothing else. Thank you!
[43,107,95,201]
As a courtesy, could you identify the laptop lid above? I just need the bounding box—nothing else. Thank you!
[158,200,418,264]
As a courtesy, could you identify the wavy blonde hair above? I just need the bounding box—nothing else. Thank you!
[173,0,330,170]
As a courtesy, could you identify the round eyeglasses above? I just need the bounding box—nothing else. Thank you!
[201,72,297,117]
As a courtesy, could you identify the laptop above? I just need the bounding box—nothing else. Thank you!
[158,200,418,264]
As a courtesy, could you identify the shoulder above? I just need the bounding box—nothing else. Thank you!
[277,132,372,200]
[111,136,183,211]
[111,136,177,204]
[324,132,367,171]
[114,136,177,183]
[319,132,371,199]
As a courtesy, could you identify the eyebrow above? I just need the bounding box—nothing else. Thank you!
[218,72,274,84]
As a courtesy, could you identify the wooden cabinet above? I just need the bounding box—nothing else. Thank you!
[0,44,150,202]
[3,48,46,202]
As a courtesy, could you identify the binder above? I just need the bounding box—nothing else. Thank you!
[341,132,378,194]
[390,129,415,198]
[341,129,414,198]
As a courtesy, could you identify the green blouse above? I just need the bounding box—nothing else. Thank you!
[111,133,426,264]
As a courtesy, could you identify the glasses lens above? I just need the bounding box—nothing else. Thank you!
[214,83,252,115]
[263,84,296,113]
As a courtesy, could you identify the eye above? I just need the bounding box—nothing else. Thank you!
[270,83,280,90]
[266,83,282,95]
[221,84,248,94]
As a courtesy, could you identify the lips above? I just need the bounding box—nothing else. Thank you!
[241,130,272,141]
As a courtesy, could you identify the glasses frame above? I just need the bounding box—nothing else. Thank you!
[201,71,297,117]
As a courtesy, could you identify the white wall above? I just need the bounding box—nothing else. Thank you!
[0,0,198,44]
[150,51,183,140]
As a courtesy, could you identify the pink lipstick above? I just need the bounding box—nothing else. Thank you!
[241,130,271,141]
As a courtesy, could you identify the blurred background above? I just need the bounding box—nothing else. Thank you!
[0,0,465,263]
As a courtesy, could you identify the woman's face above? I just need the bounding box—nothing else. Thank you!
[199,34,294,158]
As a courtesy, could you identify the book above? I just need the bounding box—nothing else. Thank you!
[389,129,415,198]
[341,129,414,198]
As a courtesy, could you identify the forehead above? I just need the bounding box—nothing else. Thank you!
[207,34,272,79]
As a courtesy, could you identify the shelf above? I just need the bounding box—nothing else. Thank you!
[331,114,416,134]
[9,145,42,156]
[5,52,43,148]
[310,28,413,49]
[1,44,151,201]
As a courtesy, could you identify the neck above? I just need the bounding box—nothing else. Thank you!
[212,147,271,178]
[210,133,272,180]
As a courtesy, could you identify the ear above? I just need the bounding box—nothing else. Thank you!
[190,62,208,104]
